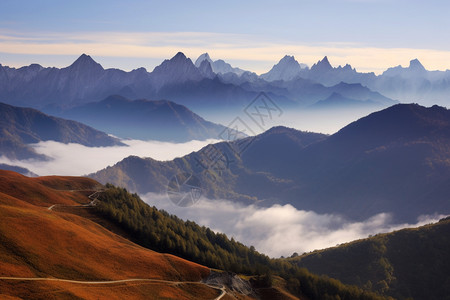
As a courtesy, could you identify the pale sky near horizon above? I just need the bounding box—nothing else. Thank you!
[1,0,449,74]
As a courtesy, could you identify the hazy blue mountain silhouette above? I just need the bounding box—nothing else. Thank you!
[0,163,37,177]
[0,102,123,160]
[0,52,401,114]
[194,52,247,76]
[260,55,306,82]
[61,95,234,141]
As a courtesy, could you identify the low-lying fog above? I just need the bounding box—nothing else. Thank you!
[142,193,444,258]
[0,138,220,176]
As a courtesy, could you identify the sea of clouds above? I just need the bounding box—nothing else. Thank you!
[0,138,220,176]
[142,193,444,258]
[0,137,445,257]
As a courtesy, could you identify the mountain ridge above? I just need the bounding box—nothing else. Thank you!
[89,103,450,222]
[290,216,450,300]
[0,101,124,160]
[59,94,235,142]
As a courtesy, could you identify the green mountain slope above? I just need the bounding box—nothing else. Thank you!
[289,217,450,300]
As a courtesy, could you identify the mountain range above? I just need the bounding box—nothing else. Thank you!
[0,102,123,160]
[293,56,450,106]
[90,103,450,223]
[0,52,409,119]
[0,53,254,114]
[2,52,448,116]
[258,55,450,107]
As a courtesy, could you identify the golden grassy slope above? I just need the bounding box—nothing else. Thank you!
[0,170,214,299]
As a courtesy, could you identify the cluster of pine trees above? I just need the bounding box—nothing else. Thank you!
[97,184,272,274]
[95,184,390,300]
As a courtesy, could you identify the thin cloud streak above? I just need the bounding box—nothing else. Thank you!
[1,30,450,74]
[142,193,446,257]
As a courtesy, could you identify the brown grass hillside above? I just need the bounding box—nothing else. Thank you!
[0,171,93,206]
[0,170,216,300]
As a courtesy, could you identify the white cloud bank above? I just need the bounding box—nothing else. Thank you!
[0,138,219,176]
[142,193,445,258]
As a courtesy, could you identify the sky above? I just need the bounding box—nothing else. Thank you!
[1,0,450,74]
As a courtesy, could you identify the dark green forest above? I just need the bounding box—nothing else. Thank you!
[95,184,390,300]
[290,217,450,300]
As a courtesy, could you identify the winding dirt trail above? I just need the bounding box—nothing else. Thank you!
[0,276,227,299]
[47,190,100,211]
[211,284,227,300]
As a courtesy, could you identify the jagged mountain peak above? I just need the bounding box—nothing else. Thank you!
[280,55,297,62]
[261,54,303,81]
[194,53,213,67]
[409,58,426,71]
[321,56,330,63]
[151,52,199,76]
[342,64,353,70]
[311,56,333,72]
[194,53,246,76]
[68,54,103,72]
[71,53,96,65]
[157,52,196,68]
[172,51,188,60]
[382,58,428,78]
[78,53,91,60]
[202,52,211,59]
[277,55,300,65]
